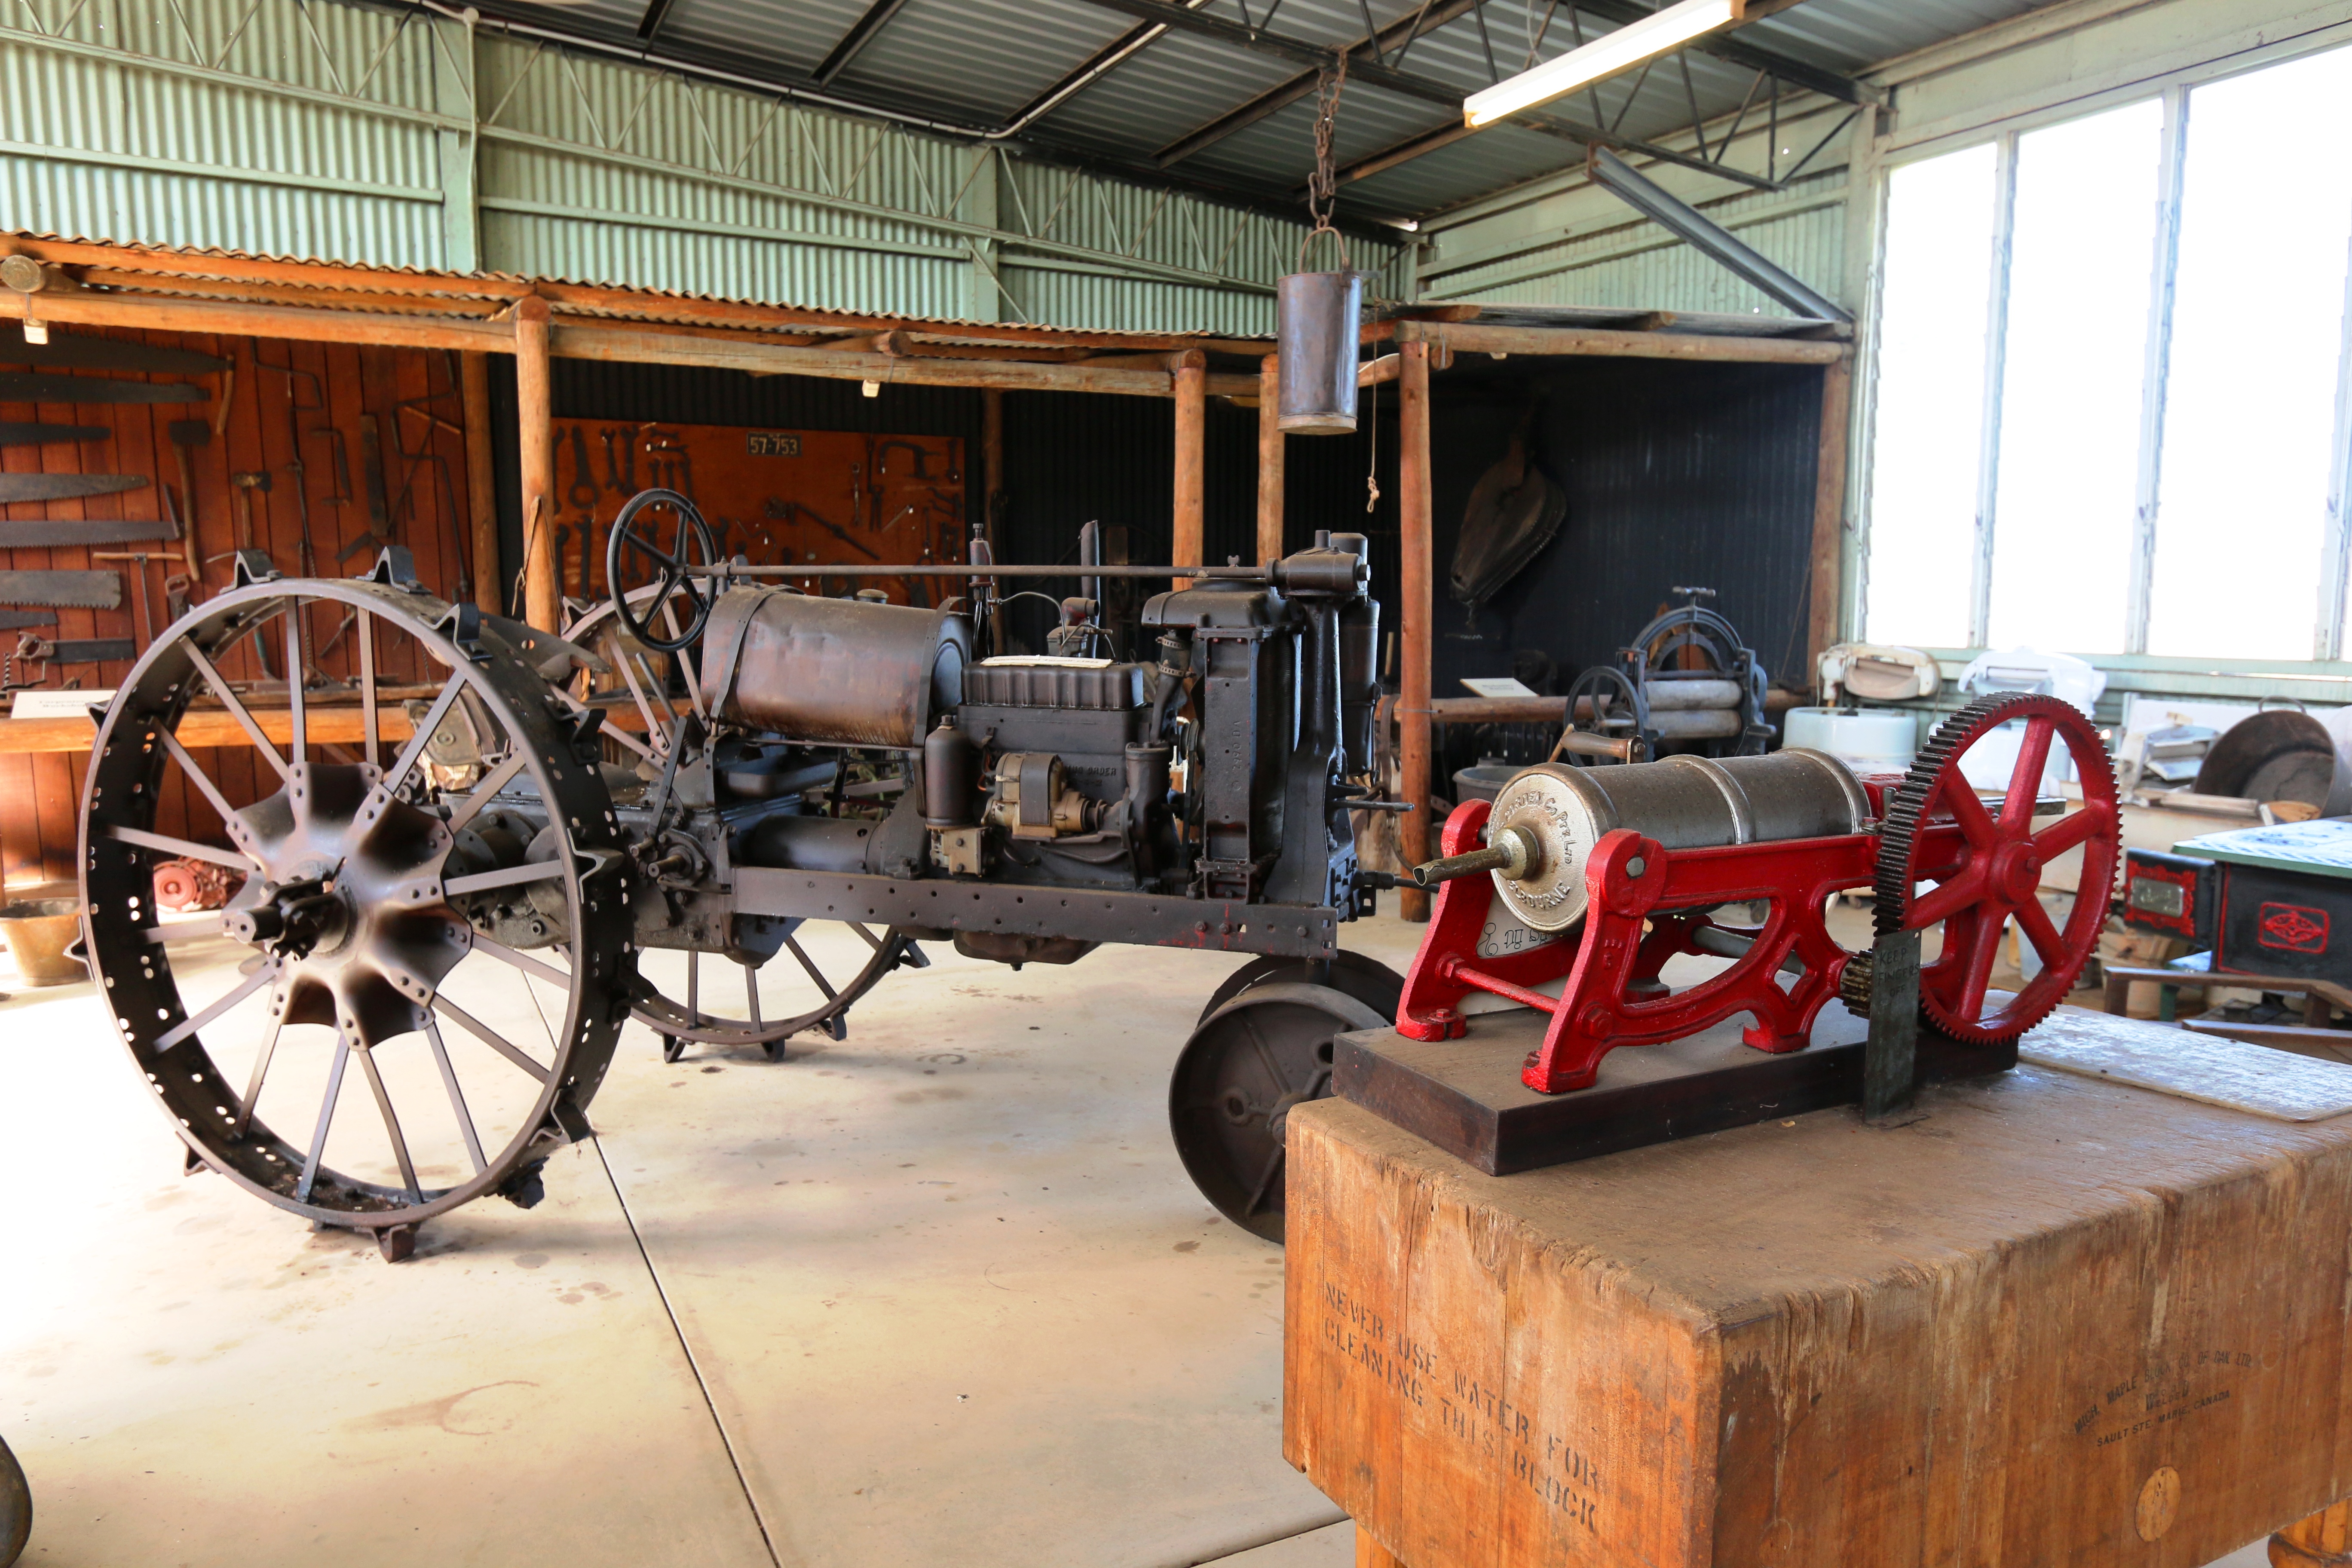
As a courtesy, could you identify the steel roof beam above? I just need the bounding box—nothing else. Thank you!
[1072,0,1774,192]
[814,0,913,84]
[1566,0,1879,106]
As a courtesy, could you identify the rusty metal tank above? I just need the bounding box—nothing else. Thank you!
[701,588,971,749]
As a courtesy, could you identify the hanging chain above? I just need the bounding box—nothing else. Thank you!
[1365,374,1381,511]
[1299,49,1352,273]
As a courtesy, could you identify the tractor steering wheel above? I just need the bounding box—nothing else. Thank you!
[606,487,716,653]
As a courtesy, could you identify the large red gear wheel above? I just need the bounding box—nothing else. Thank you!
[1874,692,2121,1043]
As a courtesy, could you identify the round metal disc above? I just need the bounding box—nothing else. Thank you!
[1194,950,1405,1027]
[1169,981,1387,1242]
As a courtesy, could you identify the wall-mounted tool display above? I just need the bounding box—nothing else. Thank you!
[0,422,106,447]
[0,518,181,548]
[548,420,962,606]
[0,611,56,633]
[0,373,205,404]
[166,418,211,584]
[0,472,148,503]
[90,552,163,647]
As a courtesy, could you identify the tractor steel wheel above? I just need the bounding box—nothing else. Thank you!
[0,1431,27,1568]
[562,589,921,1063]
[1170,981,1387,1243]
[1195,949,1405,1027]
[80,571,635,1254]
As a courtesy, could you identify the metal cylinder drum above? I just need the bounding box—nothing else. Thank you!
[702,588,971,749]
[1275,271,1362,434]
[2194,708,2352,815]
[1643,677,1745,710]
[1485,750,1869,931]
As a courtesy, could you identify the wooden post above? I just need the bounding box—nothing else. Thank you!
[514,296,559,632]
[2273,1499,2352,1567]
[980,386,1004,556]
[1256,353,1284,565]
[1806,356,1854,684]
[460,350,499,616]
[1173,351,1205,586]
[1355,1525,1404,1568]
[1398,338,1433,922]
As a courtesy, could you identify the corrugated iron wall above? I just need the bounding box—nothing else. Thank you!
[0,0,1399,328]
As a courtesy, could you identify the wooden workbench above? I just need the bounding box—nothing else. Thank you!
[1285,1008,2352,1568]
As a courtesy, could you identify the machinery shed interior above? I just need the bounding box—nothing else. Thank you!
[7,1,2352,1567]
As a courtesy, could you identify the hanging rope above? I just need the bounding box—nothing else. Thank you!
[1299,49,1352,274]
[1365,373,1381,511]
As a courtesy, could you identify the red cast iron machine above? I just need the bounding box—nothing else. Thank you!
[1398,693,2123,1096]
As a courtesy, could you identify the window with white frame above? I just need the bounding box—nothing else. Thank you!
[1860,45,2352,663]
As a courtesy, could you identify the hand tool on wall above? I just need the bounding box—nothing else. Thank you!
[0,473,148,503]
[0,519,181,548]
[568,425,600,508]
[162,573,191,623]
[0,374,204,405]
[211,362,236,437]
[0,570,120,609]
[167,420,211,581]
[0,422,106,447]
[12,634,134,668]
[390,395,469,603]
[600,426,634,493]
[0,610,55,632]
[257,346,327,682]
[90,552,159,648]
[228,472,281,678]
[336,413,395,562]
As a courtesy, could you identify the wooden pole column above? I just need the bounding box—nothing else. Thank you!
[460,351,500,616]
[1805,356,1854,683]
[1173,350,1206,586]
[1256,353,1284,565]
[514,296,559,632]
[1398,337,1434,922]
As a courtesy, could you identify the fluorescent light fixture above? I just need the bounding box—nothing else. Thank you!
[1463,0,1743,128]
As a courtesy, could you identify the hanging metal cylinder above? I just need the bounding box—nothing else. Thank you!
[1275,270,1362,434]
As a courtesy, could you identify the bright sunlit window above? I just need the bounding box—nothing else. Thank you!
[1862,44,2352,663]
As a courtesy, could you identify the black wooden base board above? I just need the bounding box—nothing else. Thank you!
[1332,1007,2016,1176]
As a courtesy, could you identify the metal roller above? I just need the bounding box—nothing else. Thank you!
[702,588,971,749]
[1471,751,1869,931]
[1642,677,1745,711]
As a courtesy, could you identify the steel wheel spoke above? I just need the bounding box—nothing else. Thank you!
[432,996,550,1083]
[1956,914,2005,1019]
[159,726,241,829]
[659,599,707,719]
[1241,1144,1285,1218]
[354,1046,423,1204]
[445,752,527,835]
[380,673,468,797]
[744,962,763,1029]
[357,607,379,771]
[444,859,567,898]
[781,934,839,1001]
[184,639,291,781]
[423,1017,487,1176]
[1939,779,1998,851]
[2002,718,2054,830]
[231,988,286,1139]
[285,602,306,760]
[847,922,884,951]
[107,823,255,873]
[156,959,277,1051]
[1236,1009,1296,1097]
[686,949,698,1017]
[2016,898,2068,968]
[552,684,658,763]
[2032,805,2103,859]
[296,1034,352,1203]
[468,931,575,988]
[1908,870,1988,930]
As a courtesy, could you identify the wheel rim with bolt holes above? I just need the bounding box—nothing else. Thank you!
[80,573,634,1234]
[1169,981,1388,1243]
[563,586,921,1058]
[1873,692,2121,1044]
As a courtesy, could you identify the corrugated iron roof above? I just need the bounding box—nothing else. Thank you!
[463,0,2067,222]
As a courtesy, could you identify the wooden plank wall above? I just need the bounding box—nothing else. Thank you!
[0,330,481,887]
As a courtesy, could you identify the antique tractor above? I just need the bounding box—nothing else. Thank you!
[78,496,1401,1257]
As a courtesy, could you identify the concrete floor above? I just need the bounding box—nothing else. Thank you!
[0,906,2281,1567]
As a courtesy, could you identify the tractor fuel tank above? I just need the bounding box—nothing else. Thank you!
[701,588,971,749]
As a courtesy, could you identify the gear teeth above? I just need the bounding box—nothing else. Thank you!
[1839,950,1872,1017]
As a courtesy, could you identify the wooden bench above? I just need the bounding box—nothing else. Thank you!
[1286,1005,2352,1568]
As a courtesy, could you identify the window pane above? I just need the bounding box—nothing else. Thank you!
[1864,144,1999,647]
[1986,100,2163,654]
[2148,46,2352,659]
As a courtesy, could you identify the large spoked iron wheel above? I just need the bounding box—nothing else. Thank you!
[561,588,922,1063]
[80,567,635,1258]
[1874,692,2121,1043]
[1170,981,1388,1243]
[0,1431,27,1568]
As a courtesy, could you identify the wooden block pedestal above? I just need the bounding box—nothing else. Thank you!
[1284,1008,2352,1568]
